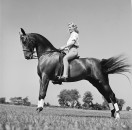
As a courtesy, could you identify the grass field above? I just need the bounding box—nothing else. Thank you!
[0,104,132,130]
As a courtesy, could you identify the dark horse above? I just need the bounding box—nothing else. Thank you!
[20,28,131,119]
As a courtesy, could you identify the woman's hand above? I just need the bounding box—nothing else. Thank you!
[60,45,66,50]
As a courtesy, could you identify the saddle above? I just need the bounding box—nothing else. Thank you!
[52,51,79,84]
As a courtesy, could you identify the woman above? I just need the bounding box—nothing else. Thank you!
[59,22,79,81]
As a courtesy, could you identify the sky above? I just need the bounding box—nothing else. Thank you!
[0,0,132,109]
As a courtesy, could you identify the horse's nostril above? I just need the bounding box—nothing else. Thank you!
[25,56,30,59]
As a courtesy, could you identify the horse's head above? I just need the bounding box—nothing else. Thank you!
[20,28,36,59]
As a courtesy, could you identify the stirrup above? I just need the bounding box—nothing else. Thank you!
[59,76,68,82]
[52,80,62,85]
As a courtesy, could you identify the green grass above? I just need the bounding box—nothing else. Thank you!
[0,104,132,130]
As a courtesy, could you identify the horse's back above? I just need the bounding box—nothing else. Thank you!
[70,57,101,69]
[69,57,101,79]
[37,53,102,81]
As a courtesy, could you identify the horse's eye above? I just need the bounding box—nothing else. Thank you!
[21,36,27,44]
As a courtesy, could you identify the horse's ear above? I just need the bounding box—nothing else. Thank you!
[21,28,26,35]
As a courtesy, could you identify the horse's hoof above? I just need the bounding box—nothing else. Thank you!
[111,109,115,118]
[115,112,120,120]
[52,77,62,85]
[36,107,43,113]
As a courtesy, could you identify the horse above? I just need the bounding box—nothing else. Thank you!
[19,28,131,119]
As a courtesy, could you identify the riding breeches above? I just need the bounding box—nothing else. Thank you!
[63,47,78,77]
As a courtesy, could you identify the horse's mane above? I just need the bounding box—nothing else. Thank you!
[29,33,60,52]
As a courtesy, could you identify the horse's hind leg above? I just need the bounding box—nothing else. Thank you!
[98,83,120,119]
[88,77,120,119]
[103,93,116,118]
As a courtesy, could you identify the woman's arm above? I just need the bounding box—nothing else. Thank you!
[60,45,67,50]
[66,32,78,47]
[60,32,78,50]
[60,40,75,50]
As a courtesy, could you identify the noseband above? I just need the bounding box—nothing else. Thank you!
[23,49,38,59]
[20,35,38,59]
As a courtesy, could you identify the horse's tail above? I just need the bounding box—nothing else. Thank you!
[101,54,131,75]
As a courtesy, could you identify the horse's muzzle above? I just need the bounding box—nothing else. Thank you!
[25,56,30,60]
[25,55,33,60]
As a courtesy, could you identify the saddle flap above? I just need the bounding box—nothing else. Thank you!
[55,53,80,79]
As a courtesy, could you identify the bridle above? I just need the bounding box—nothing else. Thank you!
[36,49,66,60]
[22,48,63,60]
[20,35,38,59]
[23,49,38,59]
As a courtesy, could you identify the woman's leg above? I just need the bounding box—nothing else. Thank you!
[62,48,78,78]
[63,55,69,78]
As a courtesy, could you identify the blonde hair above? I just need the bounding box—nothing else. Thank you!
[68,22,79,34]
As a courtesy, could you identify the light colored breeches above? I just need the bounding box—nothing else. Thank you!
[63,47,78,77]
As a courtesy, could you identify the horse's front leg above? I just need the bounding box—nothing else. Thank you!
[36,73,49,112]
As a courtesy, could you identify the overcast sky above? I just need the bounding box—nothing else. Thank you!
[0,0,132,109]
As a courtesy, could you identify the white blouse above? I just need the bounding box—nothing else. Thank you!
[66,32,79,48]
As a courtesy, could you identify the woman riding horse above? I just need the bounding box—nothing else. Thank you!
[19,27,131,119]
[59,22,79,81]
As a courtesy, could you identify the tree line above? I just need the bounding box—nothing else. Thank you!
[58,89,131,111]
[0,89,131,111]
[0,97,31,106]
[0,97,50,107]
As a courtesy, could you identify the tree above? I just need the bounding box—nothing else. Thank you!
[92,103,103,110]
[10,97,31,106]
[126,106,131,111]
[82,91,93,109]
[58,89,70,107]
[75,101,82,109]
[44,102,50,107]
[22,97,31,106]
[70,89,80,108]
[10,97,23,105]
[102,96,109,110]
[117,98,125,110]
[58,89,80,108]
[0,97,6,104]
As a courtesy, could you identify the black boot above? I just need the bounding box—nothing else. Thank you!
[52,76,62,85]
[111,109,115,118]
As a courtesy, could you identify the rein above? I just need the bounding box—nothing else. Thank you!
[38,50,65,59]
[23,49,64,60]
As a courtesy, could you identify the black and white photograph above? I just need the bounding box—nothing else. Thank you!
[0,0,132,129]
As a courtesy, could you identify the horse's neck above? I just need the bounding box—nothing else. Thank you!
[33,33,58,59]
[35,40,56,58]
[35,44,51,58]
